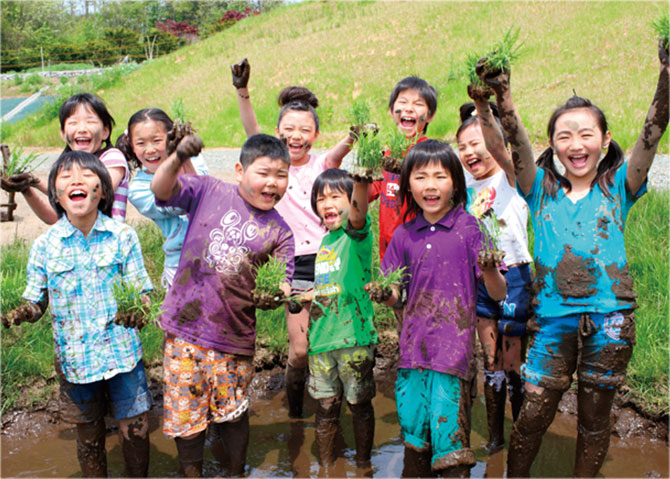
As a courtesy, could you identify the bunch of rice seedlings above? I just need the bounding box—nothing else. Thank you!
[386,128,413,160]
[652,10,669,49]
[476,210,505,252]
[349,98,372,126]
[466,51,488,88]
[376,266,408,290]
[113,281,161,327]
[253,256,287,296]
[482,27,524,73]
[2,147,46,177]
[352,129,385,178]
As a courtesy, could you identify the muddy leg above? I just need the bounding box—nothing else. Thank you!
[401,446,435,478]
[76,418,108,477]
[315,395,342,468]
[507,386,563,478]
[119,413,150,477]
[483,369,507,453]
[348,400,374,467]
[573,382,616,477]
[286,364,307,419]
[210,412,249,477]
[506,371,525,422]
[174,431,206,478]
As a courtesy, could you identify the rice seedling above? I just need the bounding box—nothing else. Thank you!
[476,209,504,252]
[651,9,669,49]
[483,27,524,73]
[113,281,161,329]
[2,147,46,177]
[352,127,385,180]
[349,98,372,126]
[377,265,408,290]
[383,128,413,173]
[253,256,290,309]
[466,51,487,88]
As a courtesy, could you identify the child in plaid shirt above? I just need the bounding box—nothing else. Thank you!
[2,151,154,477]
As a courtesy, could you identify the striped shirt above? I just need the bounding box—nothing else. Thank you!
[23,214,152,384]
[100,147,130,221]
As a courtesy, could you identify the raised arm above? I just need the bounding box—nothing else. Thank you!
[477,61,536,195]
[151,135,203,201]
[349,177,369,230]
[231,58,261,137]
[324,131,356,169]
[627,40,669,195]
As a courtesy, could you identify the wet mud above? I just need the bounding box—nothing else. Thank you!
[555,245,598,299]
[1,342,668,478]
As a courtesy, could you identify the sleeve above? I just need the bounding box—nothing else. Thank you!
[517,168,543,215]
[100,148,130,181]
[345,213,371,242]
[129,177,185,220]
[272,221,295,282]
[191,153,210,176]
[22,236,48,304]
[155,174,208,214]
[368,180,383,202]
[381,227,403,274]
[120,227,153,295]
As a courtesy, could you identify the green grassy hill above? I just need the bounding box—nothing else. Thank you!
[4,1,668,152]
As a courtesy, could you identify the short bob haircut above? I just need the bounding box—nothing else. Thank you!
[239,133,290,169]
[48,151,114,219]
[399,140,467,222]
[388,77,438,134]
[455,101,508,147]
[59,93,116,152]
[310,168,353,217]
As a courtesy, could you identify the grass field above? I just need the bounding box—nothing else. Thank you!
[2,1,667,153]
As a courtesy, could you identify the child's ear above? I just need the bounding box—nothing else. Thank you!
[234,162,244,183]
[60,129,67,143]
[602,130,612,150]
[103,125,110,142]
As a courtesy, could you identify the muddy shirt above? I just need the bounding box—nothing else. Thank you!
[368,136,427,259]
[466,169,532,266]
[308,214,378,355]
[23,214,152,384]
[382,205,488,380]
[275,152,328,257]
[521,162,645,318]
[156,175,294,356]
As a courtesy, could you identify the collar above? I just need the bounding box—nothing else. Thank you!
[413,204,464,232]
[53,213,112,238]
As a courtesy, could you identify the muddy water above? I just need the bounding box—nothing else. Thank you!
[1,365,667,478]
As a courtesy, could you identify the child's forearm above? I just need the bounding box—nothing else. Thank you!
[628,52,669,195]
[2,299,47,328]
[473,98,515,180]
[151,153,182,201]
[22,187,58,224]
[236,88,262,138]
[481,269,507,302]
[324,133,355,169]
[349,179,369,230]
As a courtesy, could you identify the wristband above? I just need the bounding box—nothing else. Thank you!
[238,92,250,99]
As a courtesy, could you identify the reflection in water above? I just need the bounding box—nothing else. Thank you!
[1,367,667,477]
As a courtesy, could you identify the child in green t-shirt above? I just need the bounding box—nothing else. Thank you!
[306,168,378,473]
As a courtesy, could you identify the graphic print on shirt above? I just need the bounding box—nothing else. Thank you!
[380,174,400,210]
[205,209,258,274]
[471,186,497,218]
[314,244,341,296]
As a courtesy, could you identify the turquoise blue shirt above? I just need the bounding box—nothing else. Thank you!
[520,161,645,318]
[23,214,153,384]
[128,154,208,269]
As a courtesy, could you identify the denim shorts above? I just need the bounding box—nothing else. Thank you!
[59,359,152,424]
[308,345,375,404]
[522,310,635,391]
[395,368,475,470]
[476,263,532,337]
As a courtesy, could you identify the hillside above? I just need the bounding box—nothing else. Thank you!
[4,1,667,151]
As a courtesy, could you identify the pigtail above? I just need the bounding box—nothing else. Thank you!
[115,132,141,173]
[593,139,624,200]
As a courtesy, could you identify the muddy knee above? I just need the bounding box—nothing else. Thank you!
[515,388,563,434]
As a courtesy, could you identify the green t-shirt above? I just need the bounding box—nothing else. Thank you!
[308,214,378,354]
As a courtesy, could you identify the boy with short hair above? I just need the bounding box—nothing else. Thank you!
[151,133,295,477]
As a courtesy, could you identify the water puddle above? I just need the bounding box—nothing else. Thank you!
[1,366,667,477]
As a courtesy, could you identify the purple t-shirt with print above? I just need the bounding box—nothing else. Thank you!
[382,204,500,380]
[156,175,294,356]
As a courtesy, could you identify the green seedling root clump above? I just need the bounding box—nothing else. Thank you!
[352,128,385,181]
[253,256,292,309]
[113,281,160,329]
[377,266,408,291]
[652,10,669,49]
[383,129,413,174]
[2,147,46,177]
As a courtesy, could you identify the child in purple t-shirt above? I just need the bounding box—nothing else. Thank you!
[368,140,506,477]
[151,133,295,477]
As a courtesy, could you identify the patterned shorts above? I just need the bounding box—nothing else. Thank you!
[162,334,254,438]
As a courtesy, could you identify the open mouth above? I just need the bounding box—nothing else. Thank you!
[400,117,417,130]
[423,194,440,207]
[144,156,161,165]
[68,189,88,202]
[74,137,93,149]
[568,154,588,169]
[467,157,482,169]
[323,211,339,225]
[261,191,278,203]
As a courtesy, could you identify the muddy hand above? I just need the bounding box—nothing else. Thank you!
[659,38,669,68]
[114,312,147,330]
[349,123,380,140]
[2,302,41,328]
[231,58,251,89]
[1,172,40,193]
[176,134,204,163]
[253,290,286,311]
[287,299,303,314]
[476,57,510,93]
[364,282,392,303]
[467,83,494,102]
[477,249,504,270]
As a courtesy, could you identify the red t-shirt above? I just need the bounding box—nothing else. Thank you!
[368,136,427,259]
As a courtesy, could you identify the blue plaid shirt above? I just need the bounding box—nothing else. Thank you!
[23,214,152,384]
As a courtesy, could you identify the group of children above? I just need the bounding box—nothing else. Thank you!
[1,37,667,478]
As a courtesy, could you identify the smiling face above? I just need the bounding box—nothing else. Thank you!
[60,104,109,154]
[54,163,103,225]
[276,110,319,166]
[130,120,169,174]
[235,156,289,210]
[315,185,351,231]
[389,88,435,139]
[409,160,455,224]
[551,108,611,186]
[457,123,501,180]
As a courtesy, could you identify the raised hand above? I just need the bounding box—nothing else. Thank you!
[1,172,41,193]
[476,57,511,93]
[231,58,251,89]
[176,134,204,163]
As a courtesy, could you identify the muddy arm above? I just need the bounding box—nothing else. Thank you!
[151,135,203,201]
[349,177,369,230]
[478,62,536,195]
[21,187,59,224]
[627,41,669,196]
[473,98,516,185]
[481,268,507,302]
[324,132,355,169]
[231,58,261,138]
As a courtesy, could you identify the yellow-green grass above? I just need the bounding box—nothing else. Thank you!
[3,1,667,153]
